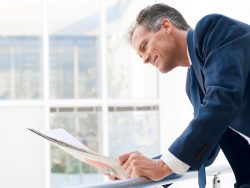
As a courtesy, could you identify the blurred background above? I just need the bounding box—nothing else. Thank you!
[0,0,249,187]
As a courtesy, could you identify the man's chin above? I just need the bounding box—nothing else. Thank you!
[158,65,176,73]
[158,67,169,73]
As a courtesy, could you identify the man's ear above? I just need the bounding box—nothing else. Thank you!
[160,19,172,34]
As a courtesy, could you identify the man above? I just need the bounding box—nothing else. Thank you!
[109,3,250,188]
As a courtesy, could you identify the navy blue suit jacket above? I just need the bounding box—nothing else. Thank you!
[169,14,250,170]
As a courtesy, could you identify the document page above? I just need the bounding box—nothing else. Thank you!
[28,128,127,179]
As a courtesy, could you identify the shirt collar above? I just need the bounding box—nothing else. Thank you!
[187,46,192,66]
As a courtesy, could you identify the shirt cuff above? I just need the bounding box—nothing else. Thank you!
[161,150,190,174]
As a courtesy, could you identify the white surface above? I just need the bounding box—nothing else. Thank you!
[0,106,45,188]
[74,164,232,188]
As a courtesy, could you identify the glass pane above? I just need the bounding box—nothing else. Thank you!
[108,108,160,158]
[106,0,158,99]
[49,0,101,99]
[0,1,43,99]
[50,108,103,188]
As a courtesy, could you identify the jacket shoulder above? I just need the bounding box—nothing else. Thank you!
[195,14,230,32]
[193,14,247,61]
[198,14,226,23]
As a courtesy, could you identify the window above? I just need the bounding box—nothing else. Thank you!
[48,1,160,187]
[108,106,159,158]
[0,1,43,99]
[50,107,102,187]
[50,36,100,99]
[0,0,161,188]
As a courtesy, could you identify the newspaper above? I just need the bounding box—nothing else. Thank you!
[28,128,128,180]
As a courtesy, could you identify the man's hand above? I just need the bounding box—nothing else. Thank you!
[118,151,173,180]
[103,172,120,181]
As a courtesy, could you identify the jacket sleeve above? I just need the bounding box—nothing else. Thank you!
[169,14,250,170]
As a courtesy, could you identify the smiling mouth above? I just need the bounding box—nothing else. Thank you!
[153,56,158,67]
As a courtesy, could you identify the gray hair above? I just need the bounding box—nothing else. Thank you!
[129,3,190,42]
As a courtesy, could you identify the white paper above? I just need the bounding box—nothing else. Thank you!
[28,128,127,179]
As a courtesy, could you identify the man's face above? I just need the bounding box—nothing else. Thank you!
[131,23,178,73]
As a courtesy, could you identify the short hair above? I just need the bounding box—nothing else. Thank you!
[129,3,190,42]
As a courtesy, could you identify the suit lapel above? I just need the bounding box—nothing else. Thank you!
[187,30,206,95]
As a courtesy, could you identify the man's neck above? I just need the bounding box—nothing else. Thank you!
[175,29,190,67]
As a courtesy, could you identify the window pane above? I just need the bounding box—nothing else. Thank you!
[50,107,103,188]
[108,108,160,158]
[106,1,158,99]
[0,1,43,99]
[49,0,101,99]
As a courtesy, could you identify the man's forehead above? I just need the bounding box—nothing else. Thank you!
[131,25,150,50]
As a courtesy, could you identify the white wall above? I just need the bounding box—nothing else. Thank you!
[0,105,46,188]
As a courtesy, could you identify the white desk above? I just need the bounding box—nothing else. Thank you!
[71,164,231,188]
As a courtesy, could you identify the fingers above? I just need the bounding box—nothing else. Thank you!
[108,175,119,180]
[118,151,136,165]
[118,152,173,180]
[124,161,133,177]
[103,172,120,180]
[119,151,141,177]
